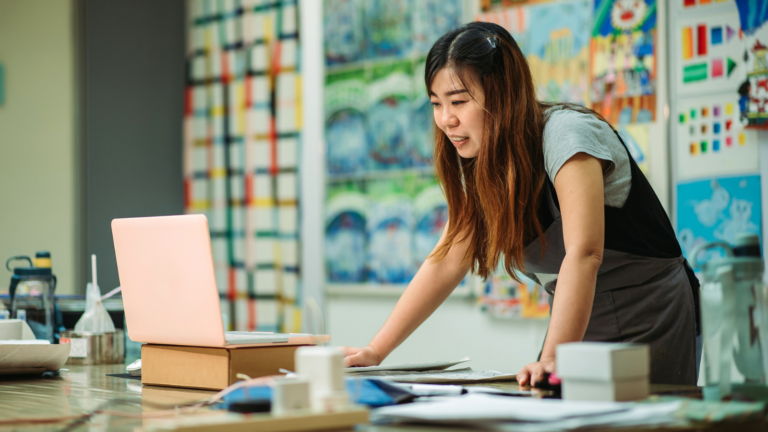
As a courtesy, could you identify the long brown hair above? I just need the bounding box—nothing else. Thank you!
[426,21,595,280]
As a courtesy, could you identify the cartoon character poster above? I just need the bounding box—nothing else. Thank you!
[591,0,657,125]
[677,174,762,263]
[526,0,592,104]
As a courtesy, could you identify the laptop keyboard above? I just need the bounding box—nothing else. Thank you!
[223,332,290,344]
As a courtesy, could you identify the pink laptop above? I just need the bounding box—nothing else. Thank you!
[112,214,326,347]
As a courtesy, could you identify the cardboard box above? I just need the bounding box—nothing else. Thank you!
[142,344,305,390]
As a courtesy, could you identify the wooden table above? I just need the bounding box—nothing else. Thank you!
[0,364,765,431]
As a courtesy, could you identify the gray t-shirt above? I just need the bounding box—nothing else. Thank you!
[542,107,631,208]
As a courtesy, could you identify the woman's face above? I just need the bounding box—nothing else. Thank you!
[429,68,486,159]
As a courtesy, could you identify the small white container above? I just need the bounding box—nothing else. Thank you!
[271,377,310,415]
[557,342,650,402]
[295,346,349,411]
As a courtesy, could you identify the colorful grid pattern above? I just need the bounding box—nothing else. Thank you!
[674,93,759,181]
[183,0,302,332]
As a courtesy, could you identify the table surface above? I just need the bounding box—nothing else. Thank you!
[0,364,765,432]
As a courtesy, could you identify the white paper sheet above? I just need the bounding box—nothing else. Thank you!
[0,343,71,374]
[0,340,50,345]
[488,401,684,432]
[372,393,631,423]
[346,357,470,373]
[347,367,516,383]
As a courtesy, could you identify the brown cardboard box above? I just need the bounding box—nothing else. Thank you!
[142,344,305,390]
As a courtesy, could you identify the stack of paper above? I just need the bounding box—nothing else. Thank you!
[346,367,516,384]
[345,358,516,384]
[372,394,684,431]
[346,357,470,373]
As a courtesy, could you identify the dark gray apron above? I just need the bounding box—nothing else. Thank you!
[522,132,698,386]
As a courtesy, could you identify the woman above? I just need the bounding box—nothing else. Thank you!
[343,22,700,386]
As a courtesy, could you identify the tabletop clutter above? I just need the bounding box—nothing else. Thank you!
[141,345,768,432]
[3,237,768,430]
[1,252,124,375]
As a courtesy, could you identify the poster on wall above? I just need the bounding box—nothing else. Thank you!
[679,0,732,12]
[324,0,365,66]
[365,0,413,60]
[325,189,369,283]
[413,0,464,56]
[321,0,475,295]
[674,4,746,96]
[618,124,651,176]
[367,62,413,171]
[366,179,416,283]
[677,174,762,262]
[734,0,768,127]
[478,270,550,319]
[526,0,592,104]
[412,183,447,269]
[476,5,529,53]
[325,69,368,177]
[675,92,758,180]
[590,0,657,125]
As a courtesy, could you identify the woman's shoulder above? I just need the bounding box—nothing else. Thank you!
[543,106,613,136]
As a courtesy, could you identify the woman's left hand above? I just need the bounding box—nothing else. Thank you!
[516,356,555,387]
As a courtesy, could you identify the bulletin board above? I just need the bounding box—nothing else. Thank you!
[668,0,763,261]
[183,0,303,332]
[322,0,474,296]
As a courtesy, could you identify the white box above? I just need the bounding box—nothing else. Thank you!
[562,377,649,402]
[557,342,650,402]
[556,342,649,381]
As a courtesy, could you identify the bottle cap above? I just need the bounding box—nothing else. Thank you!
[33,251,52,268]
[733,233,761,258]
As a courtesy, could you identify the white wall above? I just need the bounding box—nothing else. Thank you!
[0,0,78,294]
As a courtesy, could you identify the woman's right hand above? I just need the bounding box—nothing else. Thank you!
[342,345,382,368]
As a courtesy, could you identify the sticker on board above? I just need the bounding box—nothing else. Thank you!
[676,92,758,180]
[675,5,746,96]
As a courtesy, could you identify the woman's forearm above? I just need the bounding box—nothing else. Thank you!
[368,256,469,360]
[540,252,601,359]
